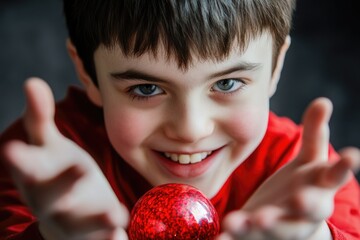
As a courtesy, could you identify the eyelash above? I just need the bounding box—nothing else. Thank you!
[210,78,246,95]
[125,78,247,101]
[126,86,157,101]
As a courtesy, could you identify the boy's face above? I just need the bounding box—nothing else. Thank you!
[92,32,277,197]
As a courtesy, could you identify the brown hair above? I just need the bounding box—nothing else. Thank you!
[63,0,296,84]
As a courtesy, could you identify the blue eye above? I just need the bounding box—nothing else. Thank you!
[212,79,245,93]
[133,84,158,96]
[126,84,165,101]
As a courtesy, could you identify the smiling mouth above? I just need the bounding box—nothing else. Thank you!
[162,152,213,165]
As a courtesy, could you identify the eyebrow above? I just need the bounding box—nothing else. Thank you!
[209,62,261,79]
[110,61,261,82]
[110,70,168,83]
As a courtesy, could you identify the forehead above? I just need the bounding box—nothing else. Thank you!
[94,32,273,74]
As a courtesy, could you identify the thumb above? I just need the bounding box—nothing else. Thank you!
[23,78,57,145]
[298,97,332,163]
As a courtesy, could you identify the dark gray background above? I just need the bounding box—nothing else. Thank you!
[0,0,359,180]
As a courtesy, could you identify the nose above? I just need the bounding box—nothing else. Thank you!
[163,99,215,143]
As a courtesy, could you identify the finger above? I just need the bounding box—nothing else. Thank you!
[2,139,85,183]
[338,147,360,172]
[292,187,333,221]
[47,173,130,229]
[49,212,125,238]
[298,98,332,163]
[265,220,322,240]
[251,206,286,230]
[215,232,233,240]
[2,140,88,215]
[23,78,57,145]
[23,165,85,216]
[112,228,129,240]
[319,147,360,188]
[221,210,251,236]
[3,140,49,182]
[41,221,128,240]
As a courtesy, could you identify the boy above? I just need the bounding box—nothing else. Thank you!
[0,0,359,239]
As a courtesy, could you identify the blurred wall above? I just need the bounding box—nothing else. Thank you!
[270,0,360,180]
[272,0,360,149]
[0,0,77,130]
[0,0,359,179]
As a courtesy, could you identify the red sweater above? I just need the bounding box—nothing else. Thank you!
[1,87,359,239]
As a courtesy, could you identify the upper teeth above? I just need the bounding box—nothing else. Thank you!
[164,152,212,164]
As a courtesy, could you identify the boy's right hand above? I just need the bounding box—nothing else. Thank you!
[2,78,129,240]
[216,98,360,240]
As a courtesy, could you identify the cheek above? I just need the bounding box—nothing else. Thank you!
[226,82,271,143]
[103,109,151,151]
[226,105,269,145]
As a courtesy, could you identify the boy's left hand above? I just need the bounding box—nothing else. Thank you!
[216,98,360,240]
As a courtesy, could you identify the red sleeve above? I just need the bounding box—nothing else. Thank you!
[324,145,360,239]
[0,176,44,240]
[2,222,45,240]
[327,176,360,239]
[0,120,44,239]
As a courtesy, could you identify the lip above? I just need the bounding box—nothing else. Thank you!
[154,147,224,179]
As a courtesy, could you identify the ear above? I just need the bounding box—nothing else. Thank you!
[269,35,291,97]
[66,39,103,106]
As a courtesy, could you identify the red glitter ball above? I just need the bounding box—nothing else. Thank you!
[128,183,220,240]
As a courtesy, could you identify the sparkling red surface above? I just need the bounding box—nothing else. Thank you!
[128,183,220,240]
